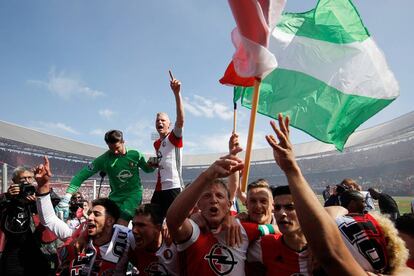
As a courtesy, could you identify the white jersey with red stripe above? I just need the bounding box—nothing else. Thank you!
[335,213,389,273]
[248,234,311,276]
[177,219,267,276]
[58,224,131,276]
[154,129,183,191]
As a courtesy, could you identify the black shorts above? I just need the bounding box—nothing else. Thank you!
[151,188,181,218]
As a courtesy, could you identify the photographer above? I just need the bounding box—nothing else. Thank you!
[66,192,89,230]
[0,166,58,275]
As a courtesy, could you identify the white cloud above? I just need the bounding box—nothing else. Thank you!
[185,129,269,154]
[31,121,80,135]
[90,128,105,136]
[183,95,233,120]
[28,68,104,100]
[125,120,155,153]
[99,109,115,120]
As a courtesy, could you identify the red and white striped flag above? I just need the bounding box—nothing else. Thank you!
[220,0,286,86]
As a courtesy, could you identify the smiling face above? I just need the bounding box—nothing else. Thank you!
[132,214,162,251]
[197,182,231,230]
[246,187,274,224]
[274,194,301,235]
[155,113,170,137]
[87,205,112,238]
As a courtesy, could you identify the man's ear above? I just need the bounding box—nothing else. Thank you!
[227,199,232,209]
[106,216,115,226]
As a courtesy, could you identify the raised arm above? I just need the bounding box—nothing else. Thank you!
[169,71,184,132]
[55,157,102,219]
[67,157,102,194]
[227,133,243,202]
[35,157,74,240]
[265,114,365,276]
[166,151,244,243]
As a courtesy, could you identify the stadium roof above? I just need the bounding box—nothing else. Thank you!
[0,120,105,158]
[184,111,414,166]
[1,111,414,165]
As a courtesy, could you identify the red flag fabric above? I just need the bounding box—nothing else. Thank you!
[219,61,255,87]
[220,0,286,86]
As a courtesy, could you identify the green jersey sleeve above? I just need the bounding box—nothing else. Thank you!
[136,151,155,173]
[67,154,105,194]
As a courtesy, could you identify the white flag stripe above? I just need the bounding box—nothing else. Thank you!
[231,28,278,78]
[270,28,399,99]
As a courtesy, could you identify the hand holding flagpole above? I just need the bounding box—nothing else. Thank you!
[222,0,286,192]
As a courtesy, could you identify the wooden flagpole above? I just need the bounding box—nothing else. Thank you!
[240,78,261,192]
[233,102,237,134]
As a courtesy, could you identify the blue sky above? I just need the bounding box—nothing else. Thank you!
[0,1,412,155]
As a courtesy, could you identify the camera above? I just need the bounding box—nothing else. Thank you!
[18,182,36,197]
[69,200,84,210]
[335,183,349,194]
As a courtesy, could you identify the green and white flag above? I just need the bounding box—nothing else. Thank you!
[234,0,399,150]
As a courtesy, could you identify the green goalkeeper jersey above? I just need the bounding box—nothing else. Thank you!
[67,148,155,200]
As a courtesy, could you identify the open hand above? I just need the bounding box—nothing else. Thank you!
[204,153,244,181]
[265,114,298,173]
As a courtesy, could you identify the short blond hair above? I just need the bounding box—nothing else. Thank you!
[247,178,270,190]
[156,112,170,121]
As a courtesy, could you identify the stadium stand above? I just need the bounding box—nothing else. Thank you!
[1,111,414,200]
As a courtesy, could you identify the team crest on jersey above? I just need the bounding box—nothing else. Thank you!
[204,243,237,276]
[129,162,136,168]
[162,141,166,147]
[116,170,133,183]
[144,262,170,276]
[157,151,163,161]
[163,249,173,260]
[87,163,94,171]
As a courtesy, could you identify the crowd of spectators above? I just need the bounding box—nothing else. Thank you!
[1,132,414,199]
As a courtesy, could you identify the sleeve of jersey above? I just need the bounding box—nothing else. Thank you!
[169,129,183,148]
[176,219,200,252]
[36,194,74,240]
[67,156,103,194]
[241,222,276,241]
[137,151,155,173]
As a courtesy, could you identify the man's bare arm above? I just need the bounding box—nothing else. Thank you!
[35,157,74,240]
[227,133,243,202]
[266,114,366,276]
[166,152,243,243]
[169,71,184,130]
